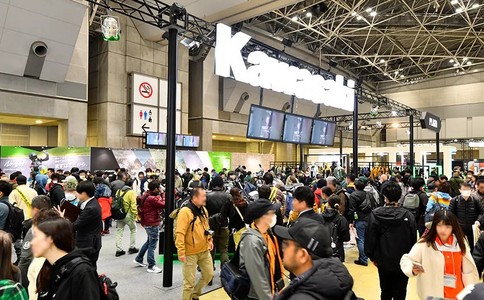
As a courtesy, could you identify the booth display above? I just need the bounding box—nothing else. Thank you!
[246,105,285,141]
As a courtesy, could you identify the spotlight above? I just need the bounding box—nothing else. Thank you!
[380,58,385,63]
[456,7,463,13]
[292,15,298,21]
[391,123,399,128]
[449,59,455,63]
[306,12,312,18]
[450,0,458,4]
[370,11,377,17]
[391,110,398,117]
[101,15,121,41]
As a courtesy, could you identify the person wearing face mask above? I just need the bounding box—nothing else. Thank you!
[63,176,79,206]
[449,182,484,253]
[401,210,479,299]
[239,199,284,300]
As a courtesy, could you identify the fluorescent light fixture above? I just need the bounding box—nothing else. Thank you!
[456,7,464,13]
[365,8,372,12]
[472,3,479,9]
[35,120,43,124]
[469,142,484,147]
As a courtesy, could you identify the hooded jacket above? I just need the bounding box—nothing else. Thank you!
[274,258,355,300]
[48,183,65,207]
[138,190,165,226]
[38,249,100,300]
[365,206,417,271]
[425,192,452,214]
[322,208,350,257]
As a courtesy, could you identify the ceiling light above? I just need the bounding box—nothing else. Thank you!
[456,7,464,13]
[230,137,235,140]
[391,123,399,128]
[472,3,480,9]
[463,57,468,62]
[35,120,43,124]
[212,135,217,138]
[449,59,455,63]
[451,0,458,4]
[400,74,405,78]
[384,73,389,76]
[394,70,399,75]
[365,8,373,12]
[292,15,298,21]
[406,130,411,135]
[370,11,377,17]
[467,61,472,66]
[306,12,312,17]
[380,58,385,63]
[391,110,398,116]
[453,63,459,67]
[356,16,363,20]
[351,11,357,16]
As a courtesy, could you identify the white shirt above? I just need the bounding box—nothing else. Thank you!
[80,196,94,210]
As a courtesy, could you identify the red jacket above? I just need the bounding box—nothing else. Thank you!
[98,196,112,220]
[138,191,165,226]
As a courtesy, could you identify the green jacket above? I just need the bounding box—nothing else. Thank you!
[0,280,28,300]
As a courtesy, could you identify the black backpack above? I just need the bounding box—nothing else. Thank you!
[55,257,119,300]
[359,192,378,214]
[1,200,24,241]
[329,221,340,257]
[111,190,128,220]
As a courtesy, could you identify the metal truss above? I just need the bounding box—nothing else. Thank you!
[86,0,216,58]
[243,0,484,88]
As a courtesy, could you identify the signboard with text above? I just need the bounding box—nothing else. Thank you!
[131,73,159,106]
[131,104,159,135]
[420,112,441,133]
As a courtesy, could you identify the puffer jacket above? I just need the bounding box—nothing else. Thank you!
[95,183,112,198]
[138,191,165,226]
[425,192,452,214]
[449,195,484,231]
[274,258,355,300]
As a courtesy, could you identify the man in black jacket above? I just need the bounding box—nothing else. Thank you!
[48,173,65,207]
[365,181,417,300]
[205,176,231,271]
[181,168,193,190]
[348,179,372,266]
[73,181,103,268]
[274,218,355,300]
[449,182,484,253]
[290,186,324,226]
[473,231,484,278]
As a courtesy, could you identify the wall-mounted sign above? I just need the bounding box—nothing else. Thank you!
[159,79,182,110]
[131,73,159,106]
[131,104,159,135]
[420,112,441,133]
[215,23,355,112]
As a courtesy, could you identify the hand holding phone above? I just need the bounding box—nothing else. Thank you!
[412,262,424,275]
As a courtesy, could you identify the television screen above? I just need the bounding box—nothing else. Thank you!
[146,132,167,146]
[282,114,312,144]
[175,134,183,146]
[246,105,285,141]
[183,135,199,148]
[311,119,337,146]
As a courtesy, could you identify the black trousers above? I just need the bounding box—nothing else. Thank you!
[378,267,409,300]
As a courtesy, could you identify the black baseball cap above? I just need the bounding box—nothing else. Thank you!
[274,218,332,258]
[244,199,277,224]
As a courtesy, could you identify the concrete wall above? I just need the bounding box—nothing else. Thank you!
[88,15,190,148]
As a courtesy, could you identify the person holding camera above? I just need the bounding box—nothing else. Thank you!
[175,187,214,300]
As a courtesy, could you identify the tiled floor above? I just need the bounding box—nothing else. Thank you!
[200,246,420,300]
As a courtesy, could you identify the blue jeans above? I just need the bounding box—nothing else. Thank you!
[355,220,368,264]
[135,225,159,268]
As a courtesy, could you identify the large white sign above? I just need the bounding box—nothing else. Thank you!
[131,73,159,107]
[131,104,159,135]
[215,23,355,112]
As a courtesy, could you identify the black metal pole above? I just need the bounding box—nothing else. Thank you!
[163,26,178,288]
[339,130,343,166]
[290,95,295,113]
[352,93,358,176]
[299,144,304,171]
[436,132,441,174]
[409,114,415,176]
[259,87,263,106]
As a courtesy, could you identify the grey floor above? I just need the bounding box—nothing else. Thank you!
[97,222,222,299]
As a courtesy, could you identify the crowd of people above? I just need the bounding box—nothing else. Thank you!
[2,164,484,299]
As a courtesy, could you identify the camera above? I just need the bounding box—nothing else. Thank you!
[205,229,214,236]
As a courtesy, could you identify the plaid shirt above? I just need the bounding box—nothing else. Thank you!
[0,280,28,300]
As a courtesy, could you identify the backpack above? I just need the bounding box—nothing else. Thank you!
[55,257,119,300]
[329,221,340,257]
[359,192,378,214]
[221,234,251,300]
[168,200,204,242]
[111,190,128,220]
[1,200,24,241]
[403,193,420,213]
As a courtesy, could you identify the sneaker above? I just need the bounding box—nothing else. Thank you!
[147,266,162,273]
[115,250,126,257]
[354,260,368,267]
[128,247,139,254]
[133,260,147,267]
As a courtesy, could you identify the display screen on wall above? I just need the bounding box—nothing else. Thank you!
[246,105,284,141]
[311,119,337,146]
[146,132,199,148]
[282,113,312,144]
[183,135,199,147]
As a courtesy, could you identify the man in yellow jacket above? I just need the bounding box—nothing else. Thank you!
[175,187,214,300]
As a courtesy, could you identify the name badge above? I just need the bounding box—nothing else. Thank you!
[444,274,457,288]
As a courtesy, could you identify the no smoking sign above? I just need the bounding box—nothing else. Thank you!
[139,82,153,99]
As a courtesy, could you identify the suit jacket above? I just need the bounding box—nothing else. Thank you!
[73,198,102,249]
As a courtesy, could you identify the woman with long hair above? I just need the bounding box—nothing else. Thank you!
[322,195,350,262]
[401,210,479,299]
[31,209,100,300]
[0,230,28,299]
[228,187,248,248]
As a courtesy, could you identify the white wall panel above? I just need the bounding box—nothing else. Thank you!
[445,118,467,138]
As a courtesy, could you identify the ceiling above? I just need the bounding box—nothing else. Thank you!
[241,0,484,89]
[0,0,86,82]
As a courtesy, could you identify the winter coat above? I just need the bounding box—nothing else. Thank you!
[322,208,351,258]
[472,231,484,276]
[448,195,484,231]
[73,198,102,251]
[425,192,452,214]
[97,196,112,220]
[274,258,354,300]
[365,206,417,271]
[37,249,100,300]
[401,238,479,299]
[48,184,65,207]
[206,188,231,222]
[348,190,371,222]
[138,191,165,227]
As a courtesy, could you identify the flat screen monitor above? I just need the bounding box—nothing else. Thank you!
[183,135,200,148]
[175,134,184,146]
[282,113,312,144]
[311,119,337,146]
[246,105,285,141]
[146,132,167,146]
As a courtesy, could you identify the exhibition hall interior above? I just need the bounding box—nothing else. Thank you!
[1,0,484,299]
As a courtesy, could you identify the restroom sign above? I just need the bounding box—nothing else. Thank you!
[131,73,159,106]
[139,82,153,98]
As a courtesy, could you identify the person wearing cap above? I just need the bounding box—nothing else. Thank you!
[9,174,37,220]
[288,186,324,227]
[365,181,417,300]
[348,179,372,266]
[239,199,284,299]
[273,218,355,300]
[64,176,80,206]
